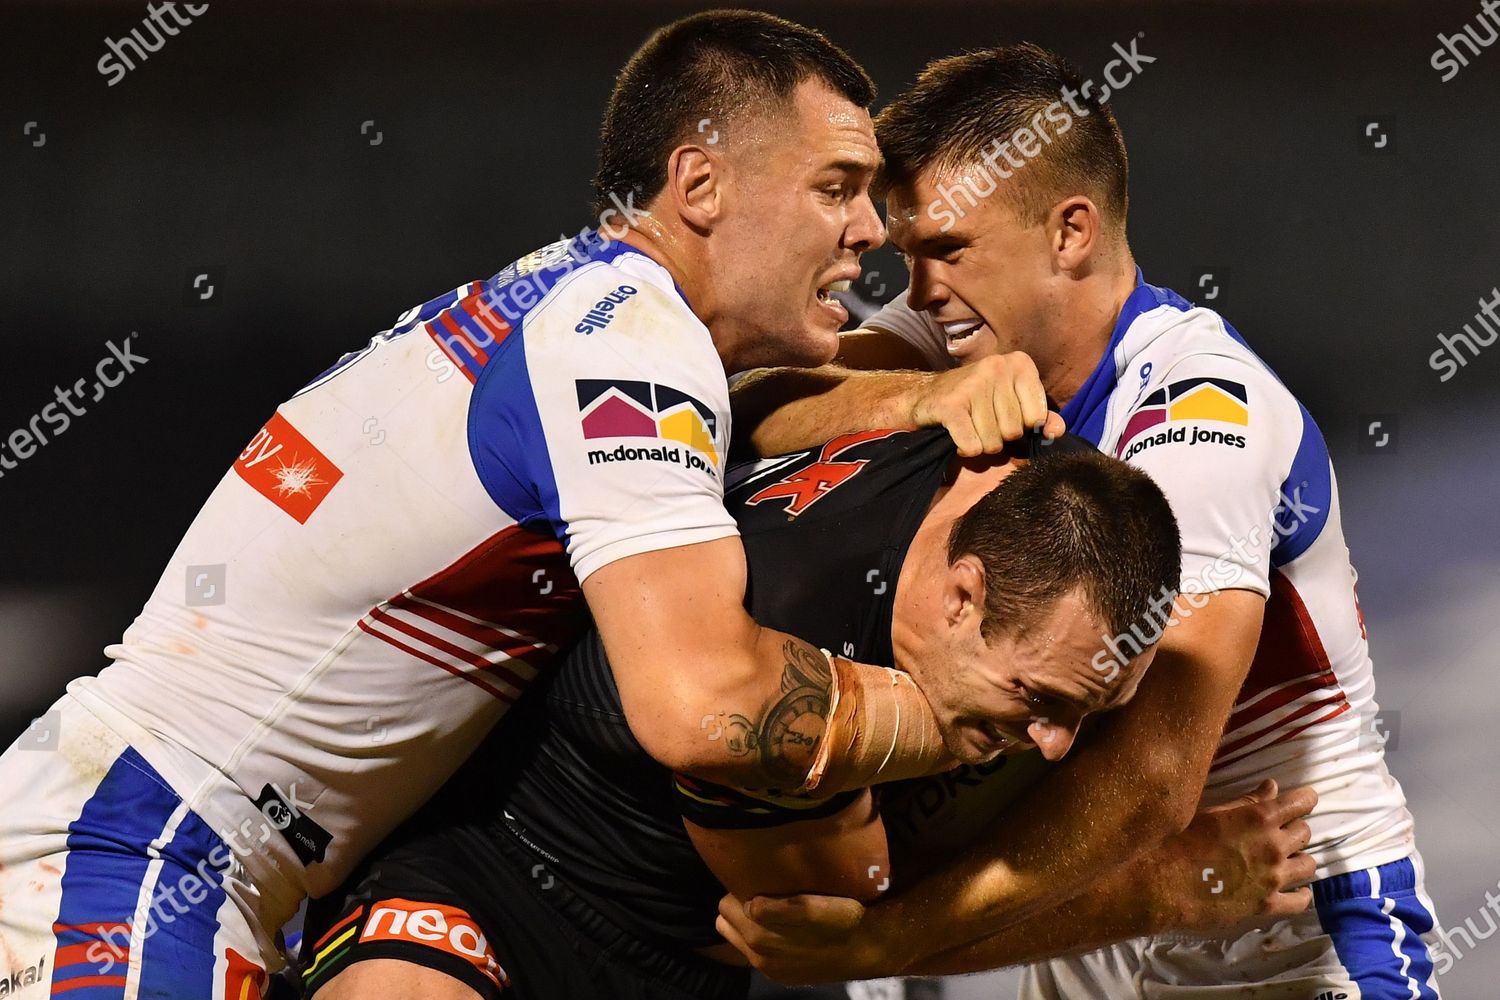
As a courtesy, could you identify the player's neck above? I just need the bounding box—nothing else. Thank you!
[1040,254,1138,411]
[616,219,690,290]
[616,222,743,371]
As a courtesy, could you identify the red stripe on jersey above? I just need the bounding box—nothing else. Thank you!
[1223,668,1338,736]
[1231,570,1343,707]
[438,310,489,365]
[389,595,550,673]
[1213,572,1349,767]
[367,607,529,694]
[52,976,129,995]
[1214,700,1352,771]
[460,293,513,344]
[357,619,513,703]
[423,324,477,385]
[403,524,586,653]
[52,941,127,969]
[1216,690,1349,761]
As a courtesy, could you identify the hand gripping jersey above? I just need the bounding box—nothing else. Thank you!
[869,273,1415,879]
[67,229,737,921]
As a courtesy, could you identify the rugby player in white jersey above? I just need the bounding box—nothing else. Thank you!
[0,16,1063,997]
[728,43,1441,999]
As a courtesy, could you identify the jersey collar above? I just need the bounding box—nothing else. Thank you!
[570,228,694,310]
[1058,267,1193,446]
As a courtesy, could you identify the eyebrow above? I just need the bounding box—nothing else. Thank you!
[1034,679,1111,715]
[819,155,881,178]
[900,228,970,253]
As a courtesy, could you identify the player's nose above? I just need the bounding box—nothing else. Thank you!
[844,192,885,254]
[907,259,947,314]
[1029,718,1079,762]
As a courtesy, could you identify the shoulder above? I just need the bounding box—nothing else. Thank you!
[1114,305,1305,457]
[523,250,705,344]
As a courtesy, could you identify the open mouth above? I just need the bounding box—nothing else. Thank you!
[960,718,1013,758]
[815,278,852,324]
[942,319,985,353]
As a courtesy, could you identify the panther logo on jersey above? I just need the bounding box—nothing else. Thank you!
[743,429,899,518]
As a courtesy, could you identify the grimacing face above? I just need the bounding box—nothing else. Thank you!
[913,586,1154,764]
[708,78,885,370]
[884,164,1061,366]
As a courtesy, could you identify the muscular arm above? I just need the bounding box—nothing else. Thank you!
[834,328,934,372]
[908,853,1159,974]
[906,779,1316,975]
[584,537,947,791]
[728,327,937,459]
[730,364,928,458]
[730,352,1062,460]
[870,589,1267,963]
[685,792,890,904]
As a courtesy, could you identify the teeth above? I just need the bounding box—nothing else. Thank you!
[825,279,852,293]
[942,320,983,339]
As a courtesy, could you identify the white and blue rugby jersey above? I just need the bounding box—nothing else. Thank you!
[73,230,737,921]
[865,274,1415,879]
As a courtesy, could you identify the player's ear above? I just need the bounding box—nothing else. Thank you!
[1051,195,1100,272]
[943,552,988,631]
[665,143,724,230]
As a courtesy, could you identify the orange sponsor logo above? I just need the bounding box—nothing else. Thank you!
[223,948,265,1000]
[361,898,507,989]
[233,412,343,524]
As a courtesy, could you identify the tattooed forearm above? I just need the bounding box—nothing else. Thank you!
[700,639,834,788]
[751,639,834,788]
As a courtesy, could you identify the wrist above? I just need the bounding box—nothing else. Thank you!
[1128,845,1189,935]
[873,371,927,430]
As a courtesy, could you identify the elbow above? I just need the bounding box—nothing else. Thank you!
[1127,766,1199,843]
[632,702,765,787]
[633,704,718,776]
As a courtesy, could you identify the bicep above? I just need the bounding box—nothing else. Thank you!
[1122,588,1267,773]
[583,538,762,765]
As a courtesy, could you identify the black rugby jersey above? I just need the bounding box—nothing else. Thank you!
[472,428,1088,948]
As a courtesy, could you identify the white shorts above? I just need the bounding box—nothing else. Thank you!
[0,693,279,998]
[1021,855,1442,999]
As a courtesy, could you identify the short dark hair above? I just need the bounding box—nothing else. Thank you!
[875,43,1129,230]
[948,449,1179,644]
[592,10,876,219]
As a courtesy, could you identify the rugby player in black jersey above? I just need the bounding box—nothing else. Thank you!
[298,430,1315,1000]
